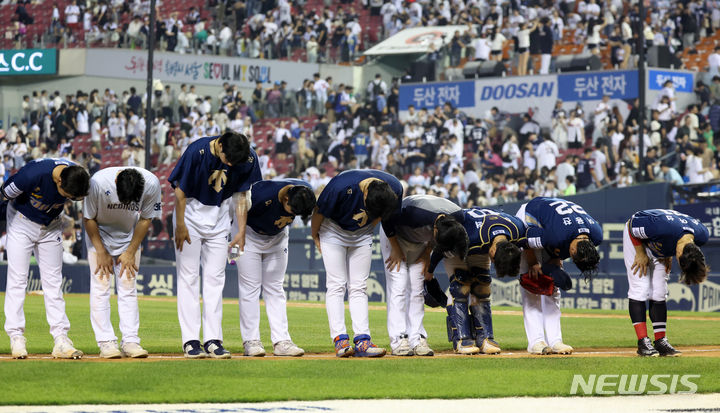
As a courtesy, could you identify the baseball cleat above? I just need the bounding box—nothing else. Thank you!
[529,340,552,355]
[353,335,386,357]
[637,337,660,357]
[273,340,304,357]
[479,338,502,354]
[391,335,414,356]
[52,336,84,360]
[243,340,266,357]
[654,337,681,357]
[183,340,207,359]
[412,336,434,357]
[333,334,354,358]
[98,340,122,359]
[455,338,480,355]
[121,342,149,358]
[204,340,231,359]
[10,335,27,359]
[550,342,573,355]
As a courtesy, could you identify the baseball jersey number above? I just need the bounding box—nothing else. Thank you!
[466,208,499,219]
[549,200,587,216]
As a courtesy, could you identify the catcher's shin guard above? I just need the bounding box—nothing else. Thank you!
[448,280,474,342]
[470,301,494,340]
[446,305,459,343]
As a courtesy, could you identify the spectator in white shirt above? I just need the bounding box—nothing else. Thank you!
[567,110,585,149]
[536,136,560,172]
[64,0,81,35]
[709,46,720,73]
[591,142,608,185]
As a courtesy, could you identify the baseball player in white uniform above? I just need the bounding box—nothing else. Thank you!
[231,178,315,357]
[83,167,161,358]
[3,159,90,359]
[169,132,261,359]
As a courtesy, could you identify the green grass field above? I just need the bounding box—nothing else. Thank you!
[1,293,720,405]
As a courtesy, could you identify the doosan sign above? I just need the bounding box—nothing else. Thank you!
[0,49,57,75]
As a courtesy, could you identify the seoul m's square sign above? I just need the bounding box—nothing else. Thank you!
[0,49,57,75]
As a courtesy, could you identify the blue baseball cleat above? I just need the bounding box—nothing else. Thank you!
[353,334,386,357]
[333,334,355,358]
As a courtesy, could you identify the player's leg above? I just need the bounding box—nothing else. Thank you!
[379,229,411,355]
[467,256,500,354]
[115,248,147,358]
[88,248,120,358]
[175,229,204,357]
[519,248,550,354]
[444,257,479,354]
[199,235,230,358]
[623,222,657,356]
[649,263,678,356]
[346,242,385,357]
[4,212,36,358]
[36,225,82,359]
[236,249,265,355]
[262,247,303,356]
[407,258,432,355]
[321,240,353,356]
[542,288,572,354]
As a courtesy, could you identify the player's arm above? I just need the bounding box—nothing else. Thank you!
[174,186,191,251]
[628,225,649,277]
[525,226,544,278]
[83,218,114,280]
[310,206,324,255]
[230,191,249,252]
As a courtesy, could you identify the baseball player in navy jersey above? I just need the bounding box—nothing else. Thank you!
[516,197,602,355]
[169,132,261,359]
[231,178,316,357]
[380,194,464,356]
[311,169,403,357]
[625,209,709,357]
[427,208,526,355]
[2,159,90,359]
[83,167,161,359]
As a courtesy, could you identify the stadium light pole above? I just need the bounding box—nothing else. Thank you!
[637,0,646,182]
[144,0,157,170]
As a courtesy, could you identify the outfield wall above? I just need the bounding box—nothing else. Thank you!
[2,183,720,312]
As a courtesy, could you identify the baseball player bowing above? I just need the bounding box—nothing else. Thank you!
[3,159,90,359]
[427,208,525,355]
[625,209,709,357]
[311,169,403,357]
[231,178,316,357]
[83,167,161,358]
[380,194,466,357]
[169,132,261,359]
[516,197,602,355]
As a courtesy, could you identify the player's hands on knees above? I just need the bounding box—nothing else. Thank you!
[95,249,114,281]
[529,263,542,279]
[175,224,191,251]
[385,248,406,272]
[118,250,138,279]
[312,233,322,255]
[631,253,649,277]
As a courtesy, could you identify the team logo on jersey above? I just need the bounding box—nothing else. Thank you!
[208,170,228,193]
[105,190,111,196]
[274,215,293,228]
[247,156,254,163]
[353,209,369,227]
[265,200,272,206]
[347,189,352,195]
[200,149,205,155]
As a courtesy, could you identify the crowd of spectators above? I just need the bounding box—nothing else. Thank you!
[1,67,719,258]
[5,0,720,70]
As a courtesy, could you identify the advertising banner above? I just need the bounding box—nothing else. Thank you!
[84,49,318,88]
[648,69,694,93]
[0,49,57,75]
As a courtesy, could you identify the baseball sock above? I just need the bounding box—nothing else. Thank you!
[649,300,667,340]
[629,299,648,339]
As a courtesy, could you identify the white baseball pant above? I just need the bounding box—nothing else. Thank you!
[623,222,669,302]
[4,205,70,340]
[236,237,291,344]
[321,240,373,339]
[88,247,142,344]
[519,247,564,351]
[379,228,427,350]
[175,227,228,344]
